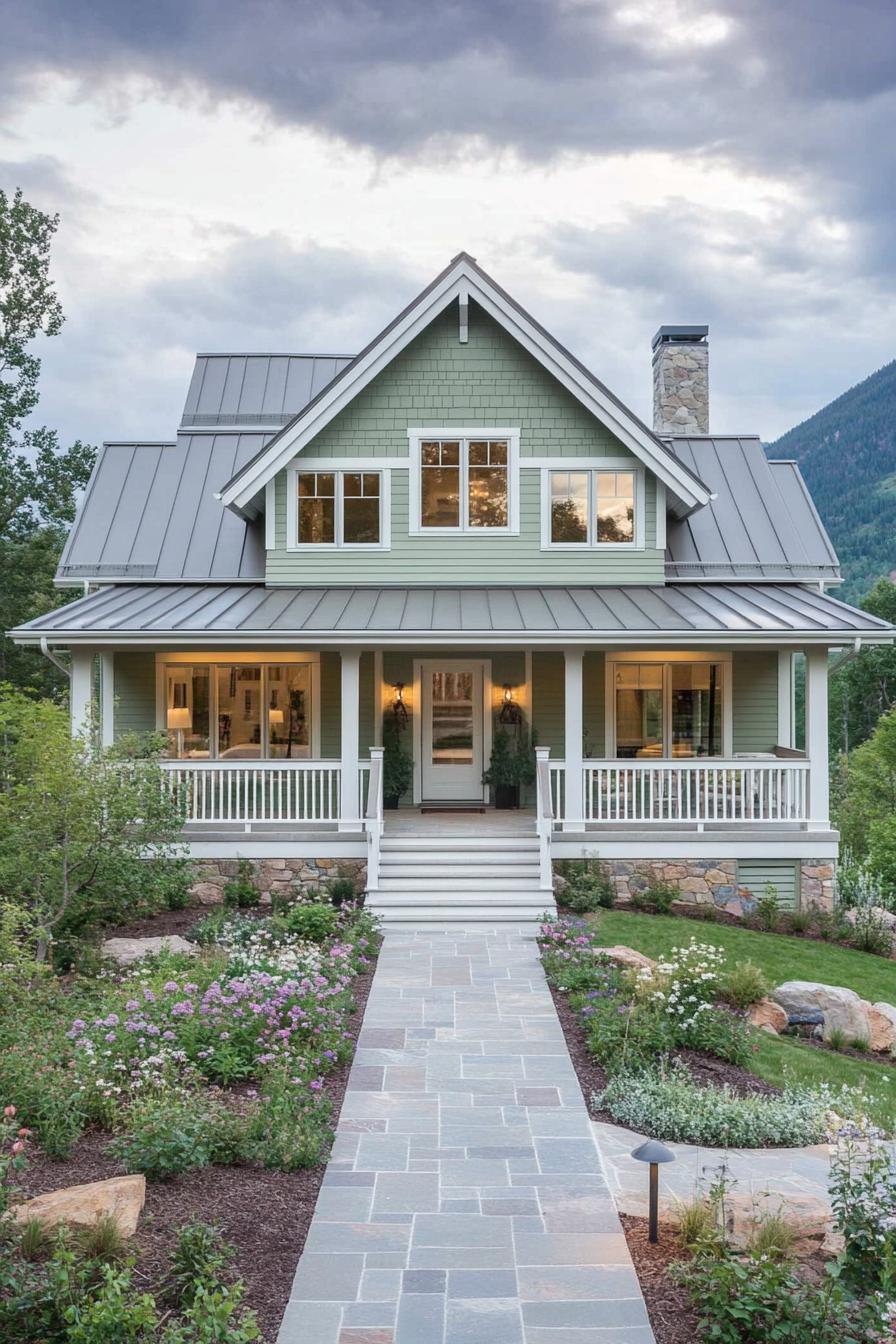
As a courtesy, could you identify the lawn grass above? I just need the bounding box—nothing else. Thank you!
[586,909,896,1129]
[590,909,896,1004]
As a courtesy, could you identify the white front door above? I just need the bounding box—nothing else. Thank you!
[421,661,484,801]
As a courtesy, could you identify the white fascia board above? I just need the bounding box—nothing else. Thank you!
[219,258,711,515]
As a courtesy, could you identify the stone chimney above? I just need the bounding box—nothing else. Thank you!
[651,325,709,434]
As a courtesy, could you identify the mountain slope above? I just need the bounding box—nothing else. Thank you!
[767,359,896,603]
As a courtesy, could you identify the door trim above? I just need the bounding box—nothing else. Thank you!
[412,658,492,804]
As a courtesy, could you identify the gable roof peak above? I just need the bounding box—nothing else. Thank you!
[217,255,713,518]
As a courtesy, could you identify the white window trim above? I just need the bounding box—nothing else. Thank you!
[407,428,520,536]
[155,652,322,759]
[604,651,732,759]
[286,466,391,552]
[540,460,646,550]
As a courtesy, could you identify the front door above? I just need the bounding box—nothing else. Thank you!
[421,661,484,801]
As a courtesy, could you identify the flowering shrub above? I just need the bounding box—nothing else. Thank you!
[538,917,620,996]
[829,1121,896,1300]
[595,1065,870,1148]
[0,1103,31,1216]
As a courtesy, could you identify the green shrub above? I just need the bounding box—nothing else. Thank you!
[76,1212,127,1264]
[783,908,812,934]
[678,1005,750,1066]
[165,1220,234,1309]
[631,881,677,914]
[281,901,339,942]
[595,1065,867,1147]
[829,1123,896,1300]
[674,1195,723,1253]
[586,999,674,1074]
[243,1071,333,1171]
[327,876,358,906]
[676,1243,885,1343]
[848,902,894,956]
[722,959,769,1009]
[223,860,260,910]
[558,862,615,913]
[754,883,781,931]
[687,901,719,922]
[111,1093,245,1181]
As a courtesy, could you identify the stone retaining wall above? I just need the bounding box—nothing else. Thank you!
[189,857,367,906]
[555,858,835,916]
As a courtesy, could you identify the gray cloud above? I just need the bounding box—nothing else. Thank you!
[28,233,418,446]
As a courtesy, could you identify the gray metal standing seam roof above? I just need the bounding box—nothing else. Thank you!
[180,354,354,427]
[13,582,893,644]
[666,438,840,582]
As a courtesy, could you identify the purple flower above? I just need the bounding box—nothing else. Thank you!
[163,981,179,993]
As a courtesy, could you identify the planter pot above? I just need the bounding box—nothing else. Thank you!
[494,785,520,809]
[384,795,401,810]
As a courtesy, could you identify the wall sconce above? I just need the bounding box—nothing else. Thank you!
[391,682,409,727]
[498,683,522,725]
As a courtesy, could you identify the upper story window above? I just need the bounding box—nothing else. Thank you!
[542,464,644,548]
[292,469,385,548]
[409,429,520,534]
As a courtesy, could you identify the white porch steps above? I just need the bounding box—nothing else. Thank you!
[367,832,555,927]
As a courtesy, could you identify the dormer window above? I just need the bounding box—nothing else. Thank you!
[542,464,644,548]
[408,429,520,534]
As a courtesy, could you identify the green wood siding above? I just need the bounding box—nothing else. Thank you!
[267,303,664,585]
[113,653,156,739]
[359,651,376,756]
[737,860,798,911]
[732,651,778,754]
[584,652,606,759]
[532,652,565,755]
[319,652,341,757]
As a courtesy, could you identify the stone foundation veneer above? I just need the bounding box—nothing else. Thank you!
[189,857,367,906]
[558,858,836,917]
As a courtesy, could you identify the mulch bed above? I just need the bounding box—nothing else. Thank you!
[619,1214,698,1344]
[548,983,780,1126]
[99,905,218,940]
[17,959,376,1343]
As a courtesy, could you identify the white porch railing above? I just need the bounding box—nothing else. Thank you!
[161,760,343,824]
[580,759,810,825]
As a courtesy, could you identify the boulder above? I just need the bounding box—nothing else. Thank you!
[599,945,656,973]
[747,998,789,1034]
[552,872,569,899]
[101,935,197,966]
[867,1002,896,1053]
[190,881,224,905]
[843,905,896,930]
[771,981,869,1043]
[12,1175,146,1237]
[724,1191,833,1258]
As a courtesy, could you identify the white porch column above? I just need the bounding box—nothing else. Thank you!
[777,650,794,749]
[563,648,584,830]
[70,648,94,741]
[805,648,829,827]
[340,648,361,829]
[100,652,115,749]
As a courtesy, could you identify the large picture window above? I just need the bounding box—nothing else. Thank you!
[165,662,313,759]
[295,470,383,547]
[612,659,725,759]
[410,430,519,533]
[546,467,639,546]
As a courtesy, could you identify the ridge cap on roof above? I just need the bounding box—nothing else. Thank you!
[194,351,356,359]
[102,440,176,448]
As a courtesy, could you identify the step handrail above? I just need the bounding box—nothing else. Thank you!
[364,748,384,892]
[535,746,554,892]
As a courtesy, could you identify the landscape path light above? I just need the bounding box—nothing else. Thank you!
[631,1138,676,1243]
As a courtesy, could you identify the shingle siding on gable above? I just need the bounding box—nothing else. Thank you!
[266,304,664,585]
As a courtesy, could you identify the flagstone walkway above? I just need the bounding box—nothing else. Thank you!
[278,928,655,1344]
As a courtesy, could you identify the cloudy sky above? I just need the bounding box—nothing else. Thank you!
[1,0,895,449]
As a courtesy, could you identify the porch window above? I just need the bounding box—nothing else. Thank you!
[547,468,638,546]
[296,471,383,547]
[165,663,313,759]
[613,660,724,758]
[419,437,511,531]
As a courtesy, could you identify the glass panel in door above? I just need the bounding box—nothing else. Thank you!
[430,670,474,765]
[421,662,483,801]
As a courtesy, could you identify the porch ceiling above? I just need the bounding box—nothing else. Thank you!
[11,581,896,647]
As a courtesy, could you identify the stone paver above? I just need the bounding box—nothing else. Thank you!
[595,1119,833,1218]
[278,929,654,1343]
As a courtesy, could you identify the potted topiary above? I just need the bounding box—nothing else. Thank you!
[484,728,520,808]
[382,715,413,809]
